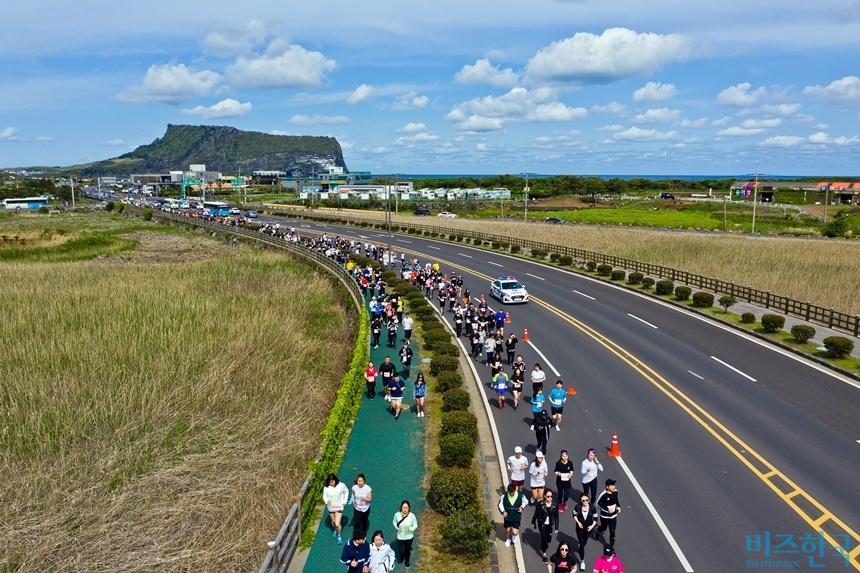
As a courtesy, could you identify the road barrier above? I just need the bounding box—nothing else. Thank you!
[273,207,860,339]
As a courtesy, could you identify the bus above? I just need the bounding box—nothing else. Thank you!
[4,196,50,210]
[201,201,230,216]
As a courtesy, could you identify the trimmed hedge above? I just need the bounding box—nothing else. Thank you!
[430,355,460,376]
[641,277,655,289]
[433,342,461,357]
[741,312,756,324]
[790,325,816,343]
[440,411,479,442]
[596,264,612,276]
[558,255,573,266]
[674,286,692,301]
[423,329,452,349]
[510,245,521,254]
[442,387,470,411]
[440,507,492,561]
[549,253,561,263]
[823,336,854,359]
[436,370,463,393]
[428,467,480,516]
[585,261,597,272]
[610,270,626,281]
[655,280,674,295]
[439,433,475,468]
[627,272,643,285]
[692,292,715,308]
[761,314,786,333]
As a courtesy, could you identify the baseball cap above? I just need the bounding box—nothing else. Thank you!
[514,446,523,454]
[603,545,614,556]
[605,478,616,486]
[535,450,544,458]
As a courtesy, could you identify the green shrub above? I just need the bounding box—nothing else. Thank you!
[440,411,479,442]
[433,342,461,357]
[692,292,715,308]
[440,507,492,561]
[428,468,480,516]
[549,253,561,262]
[491,242,501,249]
[823,336,854,358]
[140,208,153,221]
[674,286,692,301]
[104,202,116,212]
[449,234,458,240]
[741,312,756,324]
[442,388,471,411]
[585,261,597,272]
[655,280,674,295]
[641,277,655,289]
[423,329,452,349]
[436,370,463,393]
[717,295,737,312]
[500,242,510,250]
[596,264,612,276]
[421,321,448,332]
[531,249,542,259]
[761,314,786,333]
[558,255,573,266]
[116,203,125,214]
[510,245,521,254]
[430,355,460,376]
[627,272,643,285]
[790,325,816,343]
[439,433,475,468]
[473,238,483,246]
[610,270,626,281]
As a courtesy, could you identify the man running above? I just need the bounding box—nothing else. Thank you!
[548,380,568,431]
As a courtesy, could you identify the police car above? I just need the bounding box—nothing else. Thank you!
[490,276,529,304]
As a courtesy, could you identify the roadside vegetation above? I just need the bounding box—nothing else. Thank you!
[0,213,355,572]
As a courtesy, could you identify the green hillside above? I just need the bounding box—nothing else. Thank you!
[63,124,347,176]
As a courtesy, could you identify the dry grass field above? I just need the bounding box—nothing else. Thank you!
[0,227,354,572]
[311,209,860,316]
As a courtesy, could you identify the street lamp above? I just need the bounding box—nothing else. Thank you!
[750,165,759,234]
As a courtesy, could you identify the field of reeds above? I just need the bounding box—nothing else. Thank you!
[0,214,354,572]
[308,209,860,316]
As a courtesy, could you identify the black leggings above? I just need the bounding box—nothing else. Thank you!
[397,538,414,566]
[538,525,553,555]
[556,480,572,505]
[576,528,591,562]
[353,508,370,534]
[582,480,598,502]
[598,516,617,547]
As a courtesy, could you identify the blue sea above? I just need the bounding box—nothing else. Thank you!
[382,174,812,181]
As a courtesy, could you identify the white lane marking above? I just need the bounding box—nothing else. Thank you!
[488,261,503,267]
[396,239,412,243]
[615,456,695,572]
[688,370,704,380]
[573,289,595,300]
[711,356,757,382]
[428,246,441,250]
[459,253,473,258]
[628,313,658,329]
[358,235,368,239]
[526,340,561,377]
[301,225,310,228]
[526,272,545,281]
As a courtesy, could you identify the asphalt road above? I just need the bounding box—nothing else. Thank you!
[259,214,860,572]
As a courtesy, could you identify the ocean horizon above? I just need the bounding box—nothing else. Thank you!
[380,174,837,182]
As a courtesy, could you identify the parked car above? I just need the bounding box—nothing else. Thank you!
[660,192,675,200]
[413,208,431,216]
[244,210,258,218]
[437,211,457,218]
[545,217,565,224]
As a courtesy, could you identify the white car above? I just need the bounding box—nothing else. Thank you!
[437,211,457,218]
[229,207,241,215]
[490,276,529,304]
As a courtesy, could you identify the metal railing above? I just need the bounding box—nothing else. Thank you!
[129,207,363,573]
[273,207,860,338]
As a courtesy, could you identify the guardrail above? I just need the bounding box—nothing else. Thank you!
[127,207,363,573]
[272,207,860,338]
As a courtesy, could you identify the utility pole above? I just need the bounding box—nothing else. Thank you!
[751,165,758,234]
[523,171,529,221]
[71,177,75,209]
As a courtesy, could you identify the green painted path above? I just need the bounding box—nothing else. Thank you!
[302,296,427,572]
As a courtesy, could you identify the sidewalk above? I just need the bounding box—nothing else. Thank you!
[298,295,427,572]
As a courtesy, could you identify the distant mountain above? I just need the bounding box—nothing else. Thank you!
[63,124,347,176]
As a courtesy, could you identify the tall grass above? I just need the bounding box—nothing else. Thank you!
[0,249,354,571]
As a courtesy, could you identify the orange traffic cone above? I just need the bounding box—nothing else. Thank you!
[505,312,511,324]
[608,432,621,457]
[522,328,530,341]
[566,386,577,396]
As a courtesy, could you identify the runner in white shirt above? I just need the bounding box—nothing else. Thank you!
[506,446,529,492]
[529,451,549,505]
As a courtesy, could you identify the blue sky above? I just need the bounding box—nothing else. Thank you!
[1,0,859,176]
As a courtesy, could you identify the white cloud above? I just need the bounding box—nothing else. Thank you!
[678,118,708,128]
[0,127,18,141]
[717,126,763,136]
[395,132,439,145]
[476,143,488,151]
[454,115,505,132]
[808,132,829,144]
[202,20,276,57]
[101,138,126,146]
[347,84,374,104]
[339,140,355,150]
[447,87,585,131]
[362,146,391,155]
[612,127,679,141]
[288,114,349,126]
[524,28,692,84]
[226,40,335,89]
[717,82,767,107]
[591,102,627,114]
[35,136,53,142]
[392,91,430,110]
[632,81,677,102]
[760,103,801,116]
[759,135,805,147]
[596,124,624,132]
[182,98,252,119]
[711,116,731,126]
[632,108,682,123]
[397,122,426,133]
[117,63,221,103]
[834,135,860,145]
[455,59,520,88]
[740,118,782,129]
[802,76,860,104]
